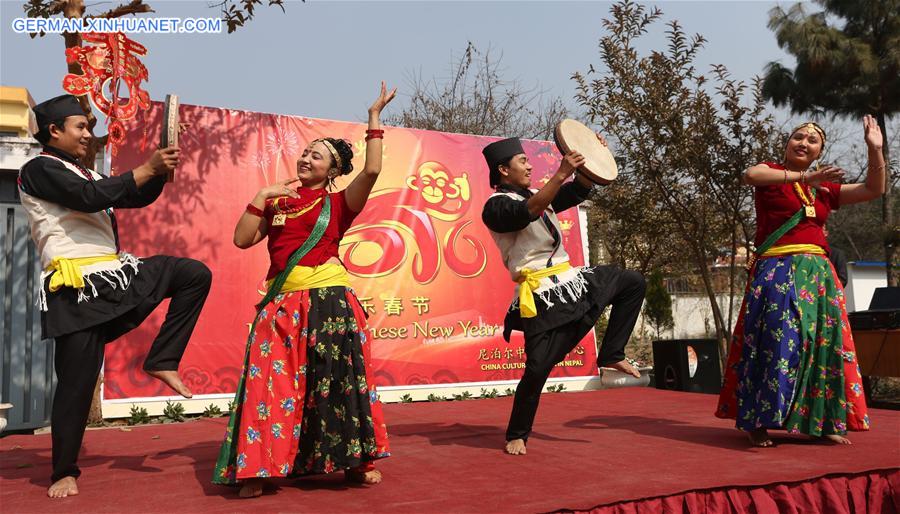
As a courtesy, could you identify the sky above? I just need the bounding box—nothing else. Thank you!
[0,1,796,125]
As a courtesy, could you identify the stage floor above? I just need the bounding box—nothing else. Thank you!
[1,388,898,513]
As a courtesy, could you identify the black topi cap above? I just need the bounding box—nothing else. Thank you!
[33,94,85,133]
[482,137,525,187]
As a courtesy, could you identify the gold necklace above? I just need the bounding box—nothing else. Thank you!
[792,182,817,218]
[271,196,323,226]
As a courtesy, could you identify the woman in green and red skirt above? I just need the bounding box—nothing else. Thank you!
[716,116,885,447]
[213,82,396,497]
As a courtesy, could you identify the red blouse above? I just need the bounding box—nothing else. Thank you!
[753,162,841,251]
[264,187,359,279]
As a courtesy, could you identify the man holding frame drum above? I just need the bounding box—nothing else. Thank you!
[481,120,646,455]
[17,94,212,498]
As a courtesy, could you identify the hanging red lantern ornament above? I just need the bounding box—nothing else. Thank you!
[62,32,151,156]
[107,119,127,147]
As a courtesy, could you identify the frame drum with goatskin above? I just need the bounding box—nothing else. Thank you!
[553,118,618,185]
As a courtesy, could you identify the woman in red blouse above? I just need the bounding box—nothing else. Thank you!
[213,83,396,497]
[716,117,886,447]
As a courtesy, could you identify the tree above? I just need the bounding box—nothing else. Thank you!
[574,1,782,363]
[214,0,292,34]
[761,0,900,284]
[585,173,682,274]
[643,269,674,339]
[389,42,568,140]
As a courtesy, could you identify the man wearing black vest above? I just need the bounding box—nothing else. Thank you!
[18,95,212,498]
[481,136,645,455]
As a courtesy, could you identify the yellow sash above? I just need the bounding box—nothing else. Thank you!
[267,263,351,293]
[46,255,119,292]
[516,262,572,318]
[761,244,826,257]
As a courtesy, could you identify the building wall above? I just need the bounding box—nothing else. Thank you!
[845,262,888,312]
[667,294,742,339]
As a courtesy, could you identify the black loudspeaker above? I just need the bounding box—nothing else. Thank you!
[869,286,900,310]
[848,287,900,330]
[652,339,722,394]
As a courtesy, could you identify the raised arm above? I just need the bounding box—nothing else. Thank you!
[551,133,607,212]
[839,115,887,206]
[525,151,584,217]
[19,147,178,213]
[344,82,397,213]
[743,162,845,187]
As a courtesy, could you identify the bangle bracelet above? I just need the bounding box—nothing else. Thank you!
[783,169,788,184]
[246,203,264,217]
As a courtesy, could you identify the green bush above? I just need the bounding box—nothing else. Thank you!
[479,388,499,399]
[162,400,185,423]
[643,269,674,339]
[127,405,150,426]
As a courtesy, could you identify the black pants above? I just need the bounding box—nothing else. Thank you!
[50,257,211,483]
[506,269,645,442]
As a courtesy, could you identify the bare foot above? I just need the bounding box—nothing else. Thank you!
[822,434,852,445]
[146,370,192,398]
[47,476,79,498]
[505,439,527,455]
[345,468,383,484]
[607,359,641,378]
[748,428,774,447]
[238,478,266,498]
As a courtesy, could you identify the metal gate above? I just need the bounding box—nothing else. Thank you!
[0,173,55,432]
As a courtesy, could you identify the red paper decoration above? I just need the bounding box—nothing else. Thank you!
[63,32,151,155]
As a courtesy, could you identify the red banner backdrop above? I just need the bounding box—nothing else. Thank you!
[104,102,598,400]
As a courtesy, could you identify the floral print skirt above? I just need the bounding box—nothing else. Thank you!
[716,254,869,436]
[213,286,390,484]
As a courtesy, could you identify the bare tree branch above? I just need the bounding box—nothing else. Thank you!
[97,0,153,18]
[389,42,568,140]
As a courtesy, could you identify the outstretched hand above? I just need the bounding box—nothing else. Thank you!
[864,115,883,150]
[369,81,397,115]
[806,165,845,191]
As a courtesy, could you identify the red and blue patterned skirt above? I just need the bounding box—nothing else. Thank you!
[716,254,869,435]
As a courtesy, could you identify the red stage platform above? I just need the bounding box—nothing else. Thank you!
[1,388,898,513]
